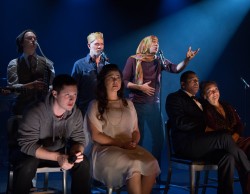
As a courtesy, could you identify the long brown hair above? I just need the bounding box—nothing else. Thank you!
[96,64,128,121]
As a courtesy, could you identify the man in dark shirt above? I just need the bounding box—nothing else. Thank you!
[71,32,109,117]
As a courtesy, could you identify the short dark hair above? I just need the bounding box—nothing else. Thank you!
[52,74,77,93]
[180,70,196,83]
[16,29,37,53]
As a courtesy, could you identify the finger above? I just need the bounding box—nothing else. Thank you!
[75,152,83,156]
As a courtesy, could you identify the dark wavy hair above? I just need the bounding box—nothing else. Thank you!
[16,29,37,53]
[199,80,218,99]
[96,64,128,121]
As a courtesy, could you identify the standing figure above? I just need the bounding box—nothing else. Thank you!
[165,70,250,194]
[6,29,55,177]
[200,80,250,194]
[7,29,55,116]
[122,35,199,166]
[71,32,109,117]
[86,64,160,194]
[13,74,91,194]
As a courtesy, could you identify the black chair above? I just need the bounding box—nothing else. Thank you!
[164,120,218,194]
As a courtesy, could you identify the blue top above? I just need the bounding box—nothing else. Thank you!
[71,54,108,115]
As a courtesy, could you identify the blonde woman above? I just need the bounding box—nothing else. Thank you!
[122,35,199,168]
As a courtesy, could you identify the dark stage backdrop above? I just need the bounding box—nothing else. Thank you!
[0,0,250,134]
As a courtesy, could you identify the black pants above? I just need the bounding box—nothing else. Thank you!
[12,153,91,194]
[175,131,250,194]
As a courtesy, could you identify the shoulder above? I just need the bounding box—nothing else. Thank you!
[125,99,134,107]
[8,58,18,67]
[87,100,98,112]
[167,90,185,99]
[125,56,136,64]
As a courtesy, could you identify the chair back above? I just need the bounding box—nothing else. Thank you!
[165,120,175,160]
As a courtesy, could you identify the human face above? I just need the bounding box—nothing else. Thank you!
[105,71,122,93]
[149,39,159,54]
[22,31,37,54]
[88,38,104,56]
[182,73,199,96]
[53,85,78,113]
[204,84,220,105]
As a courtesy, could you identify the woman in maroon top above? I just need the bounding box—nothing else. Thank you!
[201,80,250,194]
[122,35,199,170]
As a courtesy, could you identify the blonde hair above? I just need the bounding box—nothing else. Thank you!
[87,32,104,44]
[136,35,158,54]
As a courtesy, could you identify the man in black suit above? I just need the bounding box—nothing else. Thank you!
[165,70,250,194]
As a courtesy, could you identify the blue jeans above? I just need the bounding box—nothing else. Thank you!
[134,102,164,166]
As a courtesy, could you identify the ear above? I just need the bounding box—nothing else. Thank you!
[180,82,185,89]
[52,90,57,98]
[87,43,90,49]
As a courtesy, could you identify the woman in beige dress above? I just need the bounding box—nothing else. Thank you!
[86,64,160,194]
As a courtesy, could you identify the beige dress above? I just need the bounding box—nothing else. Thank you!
[86,99,160,188]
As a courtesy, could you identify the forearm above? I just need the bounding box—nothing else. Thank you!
[176,58,190,72]
[127,82,142,91]
[93,132,122,147]
[35,147,61,161]
[132,130,140,144]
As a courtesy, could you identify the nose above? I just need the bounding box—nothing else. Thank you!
[69,95,76,101]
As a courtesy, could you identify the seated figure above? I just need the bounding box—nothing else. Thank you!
[200,80,250,194]
[165,70,250,194]
[85,64,160,194]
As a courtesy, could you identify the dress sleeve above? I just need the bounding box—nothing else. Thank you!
[86,100,104,133]
[127,100,138,132]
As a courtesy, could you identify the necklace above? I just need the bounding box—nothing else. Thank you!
[105,100,123,126]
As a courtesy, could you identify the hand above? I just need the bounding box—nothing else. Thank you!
[232,133,240,143]
[140,81,155,96]
[33,80,46,90]
[57,154,74,170]
[186,46,200,61]
[205,126,214,132]
[122,140,137,150]
[74,152,84,163]
[26,80,46,90]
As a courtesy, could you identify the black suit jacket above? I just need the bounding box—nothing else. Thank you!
[165,89,206,156]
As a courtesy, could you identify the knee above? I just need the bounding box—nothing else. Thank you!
[14,155,39,172]
[220,153,235,167]
[73,156,90,172]
[220,133,234,145]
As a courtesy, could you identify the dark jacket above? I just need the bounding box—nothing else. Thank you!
[165,89,206,155]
